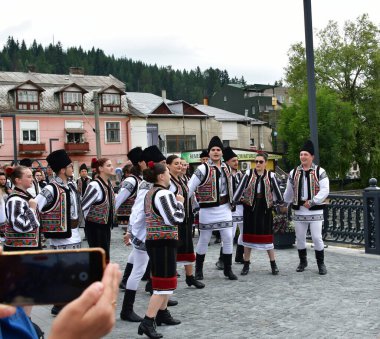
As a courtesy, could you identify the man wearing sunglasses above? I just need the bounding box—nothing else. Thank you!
[282,140,329,275]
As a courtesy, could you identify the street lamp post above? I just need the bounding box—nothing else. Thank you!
[303,0,320,163]
[93,91,102,159]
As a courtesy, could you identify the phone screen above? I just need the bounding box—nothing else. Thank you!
[0,249,104,305]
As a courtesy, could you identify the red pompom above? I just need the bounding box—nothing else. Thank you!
[91,158,98,168]
[148,161,155,169]
[5,167,14,176]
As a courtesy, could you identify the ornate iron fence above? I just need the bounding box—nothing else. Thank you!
[314,194,364,245]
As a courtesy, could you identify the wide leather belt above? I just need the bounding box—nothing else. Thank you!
[220,196,229,205]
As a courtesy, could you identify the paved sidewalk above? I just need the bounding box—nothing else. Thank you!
[32,227,380,339]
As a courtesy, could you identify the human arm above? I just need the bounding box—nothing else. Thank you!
[6,197,39,233]
[115,177,137,210]
[49,263,121,339]
[232,170,250,204]
[187,164,206,197]
[81,182,102,218]
[154,190,185,225]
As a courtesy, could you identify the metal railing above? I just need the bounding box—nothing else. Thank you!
[322,194,364,245]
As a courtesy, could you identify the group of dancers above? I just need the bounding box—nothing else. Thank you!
[0,136,329,339]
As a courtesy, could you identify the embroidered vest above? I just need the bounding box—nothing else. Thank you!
[232,171,244,205]
[4,190,39,248]
[170,175,190,217]
[117,175,141,218]
[145,186,178,241]
[291,165,325,210]
[40,183,72,239]
[77,176,91,196]
[241,170,274,208]
[197,163,233,208]
[86,178,116,225]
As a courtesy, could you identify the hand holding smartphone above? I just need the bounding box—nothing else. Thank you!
[0,248,106,306]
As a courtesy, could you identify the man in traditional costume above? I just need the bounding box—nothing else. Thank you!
[188,136,238,280]
[283,140,329,275]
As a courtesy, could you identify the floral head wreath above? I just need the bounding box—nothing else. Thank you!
[147,161,155,169]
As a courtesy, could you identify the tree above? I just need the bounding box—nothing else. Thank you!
[279,87,356,178]
[283,14,380,182]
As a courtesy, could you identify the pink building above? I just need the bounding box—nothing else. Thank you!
[0,69,131,174]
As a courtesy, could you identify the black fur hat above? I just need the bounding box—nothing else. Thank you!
[79,163,88,172]
[223,147,237,162]
[46,149,72,173]
[207,136,224,152]
[300,140,314,155]
[127,147,143,166]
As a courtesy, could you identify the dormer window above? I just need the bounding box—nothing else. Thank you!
[55,83,88,111]
[101,93,121,112]
[17,90,39,110]
[63,92,83,111]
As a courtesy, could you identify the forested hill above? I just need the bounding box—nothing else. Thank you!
[0,37,247,103]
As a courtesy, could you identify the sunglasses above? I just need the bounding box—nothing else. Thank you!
[255,160,265,164]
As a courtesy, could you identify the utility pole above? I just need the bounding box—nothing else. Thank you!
[93,91,102,158]
[303,0,320,163]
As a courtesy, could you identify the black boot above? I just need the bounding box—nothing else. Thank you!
[270,260,279,275]
[145,278,153,295]
[142,261,151,281]
[119,263,133,290]
[155,308,181,326]
[185,275,205,289]
[138,316,163,338]
[120,289,143,322]
[241,261,250,276]
[195,253,205,280]
[315,250,327,275]
[223,253,238,280]
[215,247,224,270]
[235,244,245,264]
[296,249,308,272]
[167,299,178,307]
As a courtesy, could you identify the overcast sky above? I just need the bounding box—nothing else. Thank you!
[1,0,379,84]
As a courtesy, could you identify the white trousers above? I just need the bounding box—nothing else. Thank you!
[126,248,149,291]
[196,228,233,255]
[295,221,324,251]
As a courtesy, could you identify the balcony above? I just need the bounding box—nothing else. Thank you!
[19,143,46,155]
[64,142,90,154]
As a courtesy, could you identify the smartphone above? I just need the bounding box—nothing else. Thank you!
[0,248,105,306]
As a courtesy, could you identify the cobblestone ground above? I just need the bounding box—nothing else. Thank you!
[32,227,380,339]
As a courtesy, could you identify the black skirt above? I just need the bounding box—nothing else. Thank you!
[146,239,177,292]
[243,197,273,244]
[85,220,111,263]
[176,215,195,263]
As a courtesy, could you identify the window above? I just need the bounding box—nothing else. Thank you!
[223,96,228,102]
[65,121,85,143]
[102,94,121,112]
[20,121,39,143]
[17,90,39,110]
[105,121,120,143]
[147,124,159,147]
[0,119,3,144]
[222,140,230,147]
[166,135,196,153]
[62,92,82,111]
[251,106,256,115]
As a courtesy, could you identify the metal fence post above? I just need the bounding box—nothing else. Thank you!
[363,178,380,254]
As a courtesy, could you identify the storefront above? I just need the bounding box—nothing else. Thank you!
[181,148,282,173]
